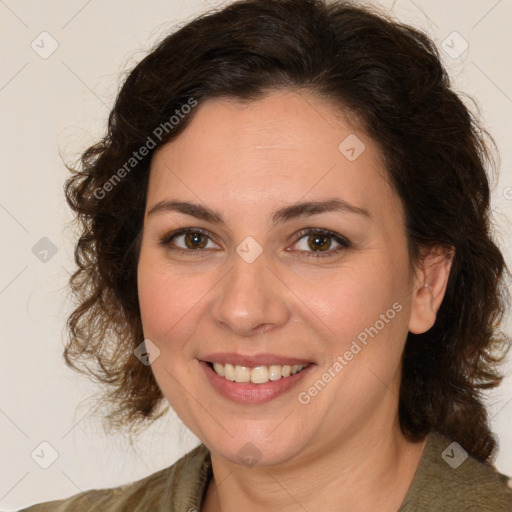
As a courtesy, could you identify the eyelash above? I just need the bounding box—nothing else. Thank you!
[159,227,351,258]
[293,228,351,258]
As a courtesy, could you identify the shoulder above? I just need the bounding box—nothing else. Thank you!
[17,443,211,512]
[400,432,512,512]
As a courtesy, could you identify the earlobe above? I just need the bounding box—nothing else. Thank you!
[408,246,454,334]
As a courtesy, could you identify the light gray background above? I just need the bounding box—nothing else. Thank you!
[1,0,511,509]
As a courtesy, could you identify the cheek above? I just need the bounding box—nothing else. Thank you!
[293,251,411,366]
[137,252,212,350]
[301,262,403,333]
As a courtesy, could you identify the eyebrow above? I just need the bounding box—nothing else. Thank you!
[146,198,371,226]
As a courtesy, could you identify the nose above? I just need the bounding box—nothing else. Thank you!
[211,251,291,337]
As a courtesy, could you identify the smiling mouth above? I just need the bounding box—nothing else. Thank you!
[207,362,311,384]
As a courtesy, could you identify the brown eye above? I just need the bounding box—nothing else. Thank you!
[292,228,351,257]
[183,232,209,249]
[307,233,332,251]
[160,228,219,252]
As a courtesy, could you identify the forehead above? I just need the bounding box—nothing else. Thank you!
[147,90,400,222]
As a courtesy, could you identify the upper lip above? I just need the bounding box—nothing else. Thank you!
[200,353,314,367]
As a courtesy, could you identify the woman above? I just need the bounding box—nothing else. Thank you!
[20,0,512,510]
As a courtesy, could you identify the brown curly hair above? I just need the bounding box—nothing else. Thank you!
[64,0,510,461]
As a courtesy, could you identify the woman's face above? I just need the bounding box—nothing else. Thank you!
[137,90,432,467]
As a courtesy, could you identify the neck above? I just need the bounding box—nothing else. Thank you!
[201,422,427,512]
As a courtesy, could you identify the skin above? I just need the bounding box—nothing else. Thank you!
[137,89,453,512]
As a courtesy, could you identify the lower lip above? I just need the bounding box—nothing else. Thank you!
[199,360,314,404]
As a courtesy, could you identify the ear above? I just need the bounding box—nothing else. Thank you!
[408,245,455,334]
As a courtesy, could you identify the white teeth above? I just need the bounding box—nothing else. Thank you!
[251,366,269,384]
[234,366,251,383]
[213,362,225,377]
[281,365,292,377]
[224,363,235,381]
[211,362,307,384]
[268,365,282,381]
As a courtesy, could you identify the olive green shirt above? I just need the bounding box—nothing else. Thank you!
[18,432,512,511]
